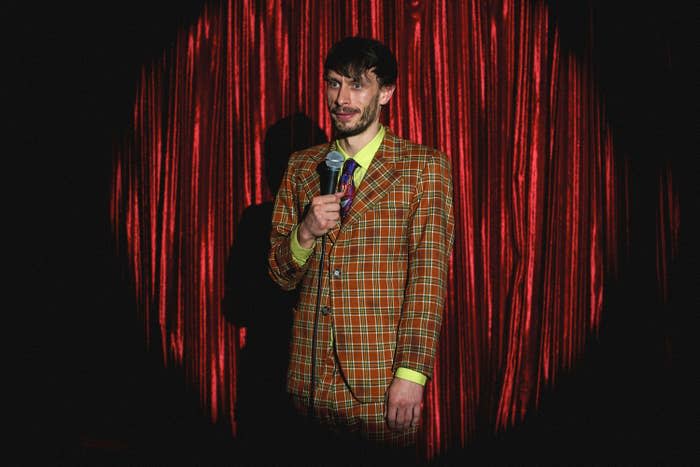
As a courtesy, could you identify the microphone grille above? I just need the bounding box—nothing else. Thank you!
[325,151,344,170]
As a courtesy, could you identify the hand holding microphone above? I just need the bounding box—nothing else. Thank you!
[297,151,344,248]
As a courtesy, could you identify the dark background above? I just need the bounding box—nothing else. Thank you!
[8,0,696,464]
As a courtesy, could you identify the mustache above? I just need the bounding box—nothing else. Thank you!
[331,106,360,114]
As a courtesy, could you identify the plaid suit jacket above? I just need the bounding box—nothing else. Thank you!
[269,130,455,403]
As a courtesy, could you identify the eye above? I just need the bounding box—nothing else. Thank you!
[326,80,340,89]
[351,82,363,89]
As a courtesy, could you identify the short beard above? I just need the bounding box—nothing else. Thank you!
[332,93,380,138]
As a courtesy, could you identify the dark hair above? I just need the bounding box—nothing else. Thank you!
[324,37,398,87]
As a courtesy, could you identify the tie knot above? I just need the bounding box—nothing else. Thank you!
[342,158,359,176]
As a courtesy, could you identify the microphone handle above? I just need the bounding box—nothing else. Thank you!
[323,168,341,195]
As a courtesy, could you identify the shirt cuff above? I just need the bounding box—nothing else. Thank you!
[395,367,427,386]
[290,224,314,266]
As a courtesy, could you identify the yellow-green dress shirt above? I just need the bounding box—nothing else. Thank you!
[288,125,427,386]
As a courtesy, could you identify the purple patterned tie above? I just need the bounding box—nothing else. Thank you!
[338,158,359,219]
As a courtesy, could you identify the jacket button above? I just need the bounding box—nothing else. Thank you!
[320,306,331,316]
[332,269,341,278]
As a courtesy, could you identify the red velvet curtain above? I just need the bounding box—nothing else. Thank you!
[109,0,675,459]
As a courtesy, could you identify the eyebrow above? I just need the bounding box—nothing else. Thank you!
[325,72,367,85]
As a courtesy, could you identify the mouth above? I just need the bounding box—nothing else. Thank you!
[332,107,359,122]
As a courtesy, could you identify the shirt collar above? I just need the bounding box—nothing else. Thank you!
[335,125,386,168]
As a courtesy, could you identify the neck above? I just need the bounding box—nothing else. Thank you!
[337,120,381,156]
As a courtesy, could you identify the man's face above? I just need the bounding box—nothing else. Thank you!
[325,69,394,138]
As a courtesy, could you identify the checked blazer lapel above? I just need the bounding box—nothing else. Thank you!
[338,131,401,233]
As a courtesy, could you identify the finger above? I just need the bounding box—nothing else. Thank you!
[404,406,414,430]
[386,404,397,431]
[326,193,344,203]
[325,202,341,213]
[317,200,341,215]
[410,404,420,428]
[313,204,340,222]
[330,191,346,201]
[403,406,413,430]
[313,193,342,205]
[395,406,408,431]
[323,210,340,223]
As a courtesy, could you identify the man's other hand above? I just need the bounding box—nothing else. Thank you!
[384,376,424,431]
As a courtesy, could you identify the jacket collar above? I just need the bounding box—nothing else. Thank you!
[325,129,402,244]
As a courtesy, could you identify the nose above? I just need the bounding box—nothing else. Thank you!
[335,82,351,106]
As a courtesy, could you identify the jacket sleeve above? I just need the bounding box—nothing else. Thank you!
[393,151,455,378]
[268,156,313,291]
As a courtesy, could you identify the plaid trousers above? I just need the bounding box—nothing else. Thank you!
[291,346,418,448]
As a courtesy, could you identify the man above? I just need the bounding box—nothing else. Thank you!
[268,37,454,448]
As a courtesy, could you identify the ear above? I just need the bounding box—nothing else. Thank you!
[378,84,395,105]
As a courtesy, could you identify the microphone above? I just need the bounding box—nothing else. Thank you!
[323,151,344,195]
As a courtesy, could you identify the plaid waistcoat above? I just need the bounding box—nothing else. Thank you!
[269,130,455,403]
